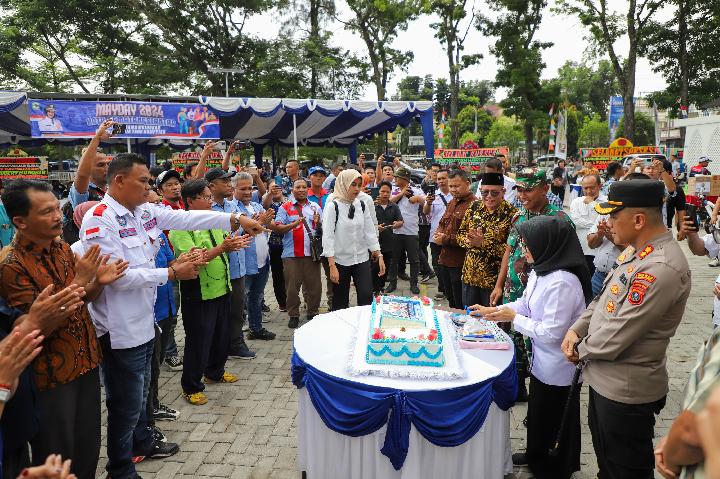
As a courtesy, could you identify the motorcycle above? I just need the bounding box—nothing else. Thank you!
[698,193,717,234]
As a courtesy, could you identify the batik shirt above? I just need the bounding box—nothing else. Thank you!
[503,204,574,302]
[457,200,517,289]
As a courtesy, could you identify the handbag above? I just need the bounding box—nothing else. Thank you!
[301,217,323,262]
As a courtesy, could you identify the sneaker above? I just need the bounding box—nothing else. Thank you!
[279,305,288,312]
[164,356,183,371]
[398,272,410,281]
[228,344,256,360]
[410,284,420,295]
[262,304,271,313]
[419,272,436,283]
[149,425,167,442]
[710,257,720,267]
[288,317,300,329]
[153,404,180,421]
[182,392,208,405]
[204,372,239,384]
[434,292,445,301]
[144,440,179,459]
[247,328,276,340]
[383,282,397,294]
[511,453,528,466]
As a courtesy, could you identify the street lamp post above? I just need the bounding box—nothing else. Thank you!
[208,67,244,97]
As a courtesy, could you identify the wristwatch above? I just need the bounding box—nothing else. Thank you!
[0,385,12,403]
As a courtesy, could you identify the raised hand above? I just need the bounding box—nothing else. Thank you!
[96,118,115,140]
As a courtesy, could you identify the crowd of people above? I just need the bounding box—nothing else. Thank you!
[2,117,720,479]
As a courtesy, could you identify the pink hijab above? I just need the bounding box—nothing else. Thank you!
[73,201,100,229]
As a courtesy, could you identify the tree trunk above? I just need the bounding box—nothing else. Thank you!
[309,0,319,98]
[446,29,459,148]
[622,0,637,141]
[678,0,689,143]
[524,120,534,164]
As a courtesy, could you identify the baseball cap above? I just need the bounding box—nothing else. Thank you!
[699,156,712,163]
[513,168,548,189]
[595,179,664,215]
[156,169,181,187]
[394,167,412,181]
[204,168,236,182]
[308,166,327,176]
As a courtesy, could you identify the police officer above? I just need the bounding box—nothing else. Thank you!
[562,179,691,479]
[80,153,264,479]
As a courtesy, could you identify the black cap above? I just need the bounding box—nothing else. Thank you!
[204,168,236,182]
[156,169,181,187]
[595,179,664,215]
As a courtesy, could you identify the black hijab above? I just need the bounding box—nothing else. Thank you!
[518,215,594,305]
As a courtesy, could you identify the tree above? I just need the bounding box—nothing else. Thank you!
[480,0,554,162]
[456,105,493,145]
[555,60,619,120]
[485,116,524,148]
[393,74,435,101]
[577,113,610,147]
[424,0,482,148]
[342,0,421,100]
[617,111,655,146]
[434,78,451,119]
[459,80,495,110]
[556,0,662,141]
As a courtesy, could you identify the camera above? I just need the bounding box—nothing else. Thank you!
[421,182,437,196]
[213,140,227,150]
[111,123,127,135]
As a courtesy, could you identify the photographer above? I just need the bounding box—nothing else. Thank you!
[424,169,452,300]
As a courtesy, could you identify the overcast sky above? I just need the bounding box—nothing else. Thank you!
[247,0,671,102]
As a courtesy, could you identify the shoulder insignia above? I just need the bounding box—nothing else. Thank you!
[634,272,656,283]
[93,204,108,216]
[626,266,635,274]
[638,245,654,259]
[606,301,616,313]
[627,282,649,305]
[616,246,635,264]
[85,226,100,236]
[116,215,127,227]
[610,284,619,296]
[140,209,151,220]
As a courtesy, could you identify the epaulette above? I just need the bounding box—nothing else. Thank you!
[93,204,108,216]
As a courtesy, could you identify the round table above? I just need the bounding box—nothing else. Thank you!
[293,306,516,479]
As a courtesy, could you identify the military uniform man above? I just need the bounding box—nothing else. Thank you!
[562,180,691,479]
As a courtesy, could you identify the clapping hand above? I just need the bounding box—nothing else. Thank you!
[20,453,77,479]
[74,245,103,286]
[175,247,205,265]
[95,257,129,286]
[0,327,43,391]
[221,233,252,252]
[27,284,85,334]
[238,216,268,236]
[254,209,275,226]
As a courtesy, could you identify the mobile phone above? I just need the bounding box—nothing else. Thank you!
[368,187,380,200]
[686,204,699,229]
[387,149,396,157]
[213,140,227,150]
[112,123,127,135]
[274,175,283,185]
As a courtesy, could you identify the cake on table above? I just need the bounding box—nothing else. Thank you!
[366,295,445,367]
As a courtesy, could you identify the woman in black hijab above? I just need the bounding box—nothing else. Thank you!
[469,215,591,479]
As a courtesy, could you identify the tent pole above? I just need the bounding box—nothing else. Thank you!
[126,138,131,153]
[293,114,298,162]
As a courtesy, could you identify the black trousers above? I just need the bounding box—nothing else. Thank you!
[332,260,373,311]
[146,324,161,427]
[430,243,444,293]
[437,265,463,309]
[551,185,565,204]
[388,234,420,285]
[181,293,232,394]
[372,249,393,293]
[585,255,596,277]
[229,277,248,351]
[31,368,101,479]
[418,224,433,276]
[526,375,581,479]
[462,283,492,307]
[269,247,287,308]
[588,387,665,479]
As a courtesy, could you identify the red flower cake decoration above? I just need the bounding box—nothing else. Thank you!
[372,328,385,340]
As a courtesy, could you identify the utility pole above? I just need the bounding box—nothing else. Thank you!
[208,67,244,97]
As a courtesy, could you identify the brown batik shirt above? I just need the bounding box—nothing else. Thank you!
[0,235,101,390]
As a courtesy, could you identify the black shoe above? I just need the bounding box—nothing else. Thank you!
[410,284,420,295]
[145,440,179,459]
[398,272,410,281]
[228,343,256,360]
[153,404,180,421]
[522,415,528,428]
[383,282,397,294]
[306,314,316,322]
[164,355,183,371]
[433,292,445,301]
[516,382,529,402]
[262,304,271,313]
[512,453,528,466]
[288,317,299,329]
[149,425,167,442]
[247,328,276,340]
[419,272,435,284]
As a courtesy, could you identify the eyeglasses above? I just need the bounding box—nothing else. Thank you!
[480,190,502,198]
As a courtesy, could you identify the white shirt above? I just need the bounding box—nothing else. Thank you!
[476,175,516,205]
[322,197,380,266]
[391,186,425,236]
[80,194,233,349]
[359,192,378,230]
[588,214,623,273]
[243,202,270,267]
[701,234,720,326]
[428,190,452,244]
[322,173,336,190]
[569,195,605,256]
[504,269,586,386]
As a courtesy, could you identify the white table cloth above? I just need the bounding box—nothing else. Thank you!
[294,306,515,479]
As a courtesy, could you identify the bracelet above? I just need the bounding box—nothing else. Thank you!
[169,265,177,281]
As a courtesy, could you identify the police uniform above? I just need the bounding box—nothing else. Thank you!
[80,193,237,479]
[570,180,691,479]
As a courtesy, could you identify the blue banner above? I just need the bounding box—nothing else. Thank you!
[28,99,220,139]
[608,96,623,141]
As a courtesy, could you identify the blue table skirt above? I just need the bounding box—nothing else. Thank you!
[291,348,517,470]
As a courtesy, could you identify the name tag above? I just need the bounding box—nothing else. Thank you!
[143,218,158,231]
[119,228,138,238]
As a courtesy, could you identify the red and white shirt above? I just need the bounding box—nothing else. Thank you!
[275,199,322,259]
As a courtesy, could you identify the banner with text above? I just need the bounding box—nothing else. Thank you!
[580,145,660,170]
[608,96,623,141]
[28,99,220,139]
[433,147,509,172]
[0,156,48,179]
[171,151,225,174]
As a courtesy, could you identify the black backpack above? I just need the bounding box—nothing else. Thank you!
[61,185,105,244]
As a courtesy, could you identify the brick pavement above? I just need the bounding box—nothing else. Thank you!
[95,241,715,479]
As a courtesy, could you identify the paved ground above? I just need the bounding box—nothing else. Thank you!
[95,240,716,479]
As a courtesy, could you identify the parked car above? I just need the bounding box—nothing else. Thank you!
[621,153,667,171]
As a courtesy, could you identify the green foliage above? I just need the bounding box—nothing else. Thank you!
[578,113,610,148]
[617,111,655,146]
[456,105,493,145]
[485,116,523,148]
[555,60,619,121]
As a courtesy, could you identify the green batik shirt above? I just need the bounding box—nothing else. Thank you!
[503,204,574,303]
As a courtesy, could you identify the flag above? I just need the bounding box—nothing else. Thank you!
[653,101,661,148]
[556,110,568,160]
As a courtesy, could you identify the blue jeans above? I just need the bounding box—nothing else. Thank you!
[591,270,608,298]
[245,263,270,332]
[100,335,155,479]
